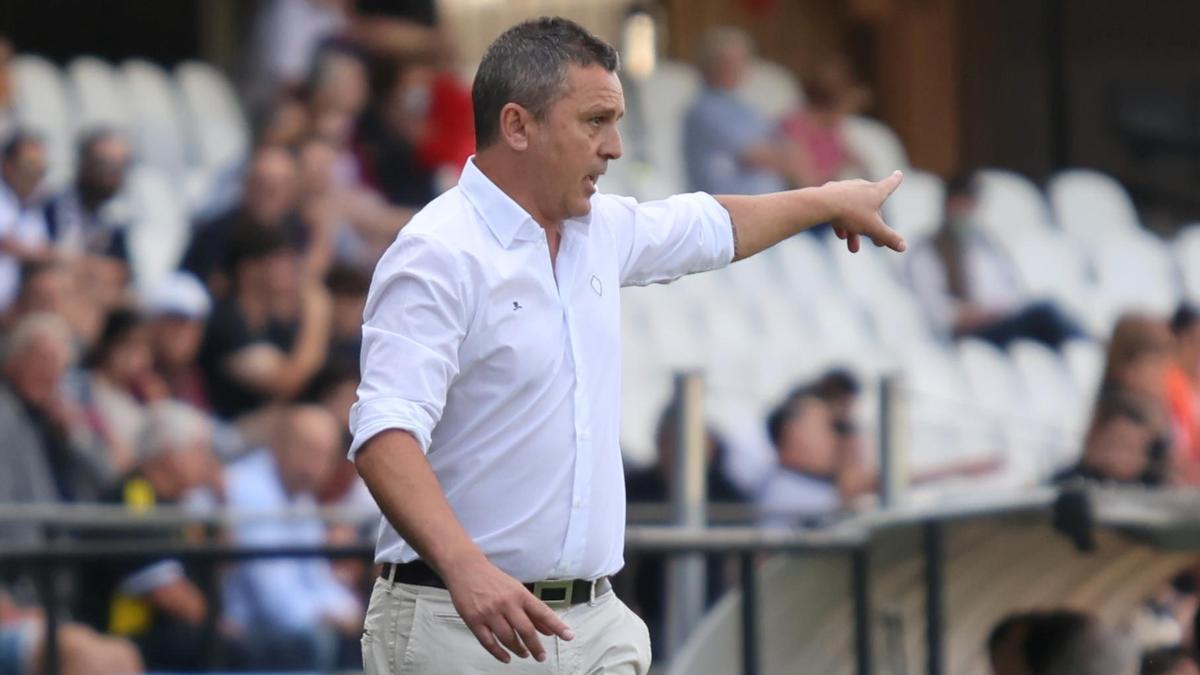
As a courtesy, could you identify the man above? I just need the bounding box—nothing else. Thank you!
[2,586,144,675]
[44,129,133,263]
[145,271,212,409]
[223,404,362,670]
[0,132,52,313]
[683,27,800,195]
[906,172,1082,348]
[180,146,307,297]
[350,17,903,674]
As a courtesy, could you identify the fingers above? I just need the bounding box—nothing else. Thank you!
[870,215,907,252]
[846,232,861,253]
[508,611,548,662]
[467,620,512,664]
[488,616,530,660]
[878,170,904,199]
[527,596,574,641]
[834,226,847,240]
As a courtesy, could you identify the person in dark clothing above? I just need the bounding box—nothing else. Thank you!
[621,401,746,657]
[43,128,132,264]
[197,224,331,420]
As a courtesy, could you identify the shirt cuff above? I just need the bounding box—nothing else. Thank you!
[347,398,437,459]
[694,192,737,269]
[118,560,185,596]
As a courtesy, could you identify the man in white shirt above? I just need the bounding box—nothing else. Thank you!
[351,17,905,674]
[0,133,52,313]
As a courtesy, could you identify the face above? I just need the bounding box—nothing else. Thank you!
[1119,351,1171,397]
[243,150,299,226]
[103,324,154,386]
[314,55,369,116]
[779,399,839,475]
[81,136,132,199]
[275,409,342,496]
[713,43,749,89]
[6,335,71,408]
[298,140,338,195]
[17,267,72,316]
[522,64,624,222]
[2,142,48,203]
[151,316,204,367]
[151,439,213,500]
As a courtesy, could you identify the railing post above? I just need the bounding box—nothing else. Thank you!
[879,374,908,508]
[36,556,59,675]
[924,522,945,675]
[665,371,708,658]
[853,547,873,675]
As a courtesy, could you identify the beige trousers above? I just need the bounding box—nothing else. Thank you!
[362,578,652,675]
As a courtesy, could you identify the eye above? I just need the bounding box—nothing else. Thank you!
[588,116,604,127]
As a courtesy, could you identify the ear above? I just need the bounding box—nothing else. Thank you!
[498,102,534,152]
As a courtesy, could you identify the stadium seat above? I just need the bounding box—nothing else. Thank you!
[957,339,1044,485]
[975,168,1055,240]
[67,56,131,134]
[1048,168,1142,239]
[1086,230,1180,329]
[126,166,190,293]
[1062,338,1103,435]
[1008,339,1081,474]
[882,168,945,242]
[841,115,909,181]
[898,343,978,470]
[736,58,803,123]
[999,229,1093,331]
[623,59,700,199]
[175,61,250,180]
[120,60,190,179]
[11,54,75,189]
[1173,223,1200,303]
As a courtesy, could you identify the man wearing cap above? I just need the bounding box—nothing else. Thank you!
[351,17,904,674]
[145,272,212,410]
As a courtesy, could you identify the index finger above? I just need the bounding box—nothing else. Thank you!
[525,595,575,641]
[878,170,904,200]
[870,215,906,253]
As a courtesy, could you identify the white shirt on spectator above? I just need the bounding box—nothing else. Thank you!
[756,467,841,528]
[349,158,734,582]
[0,181,49,311]
[222,449,360,634]
[906,225,1024,336]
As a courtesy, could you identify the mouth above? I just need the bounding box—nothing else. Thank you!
[584,171,603,192]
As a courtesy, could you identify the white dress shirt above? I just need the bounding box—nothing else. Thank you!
[906,224,1024,336]
[349,158,734,582]
[0,182,50,311]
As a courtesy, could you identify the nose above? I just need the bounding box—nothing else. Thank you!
[600,126,623,161]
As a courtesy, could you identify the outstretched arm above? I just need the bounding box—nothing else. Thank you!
[718,170,906,261]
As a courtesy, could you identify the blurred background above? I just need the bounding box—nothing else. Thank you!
[3,1,1200,674]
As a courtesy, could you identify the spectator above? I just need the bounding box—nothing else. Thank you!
[1141,646,1199,675]
[0,36,14,142]
[808,367,868,463]
[0,313,105,514]
[222,404,362,670]
[77,308,163,481]
[2,587,144,675]
[1029,613,1139,675]
[778,56,869,186]
[180,146,307,298]
[683,27,797,195]
[1061,314,1174,485]
[758,392,873,527]
[906,172,1082,348]
[0,132,52,313]
[75,400,231,671]
[197,224,332,420]
[144,272,212,410]
[8,260,107,352]
[325,262,369,364]
[989,612,1035,675]
[44,129,133,265]
[1165,304,1200,483]
[623,401,746,656]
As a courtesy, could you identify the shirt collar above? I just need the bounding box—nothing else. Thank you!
[459,157,594,247]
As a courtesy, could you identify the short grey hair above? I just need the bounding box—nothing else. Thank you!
[136,400,212,463]
[2,311,74,366]
[472,16,620,149]
[694,26,753,81]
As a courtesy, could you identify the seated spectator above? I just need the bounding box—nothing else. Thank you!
[778,56,869,186]
[0,313,106,515]
[990,610,1140,675]
[623,401,746,656]
[1165,304,1200,483]
[197,224,332,420]
[180,146,308,298]
[808,367,868,462]
[1142,647,1199,675]
[2,587,144,675]
[44,129,133,266]
[75,400,232,671]
[0,36,14,142]
[1060,314,1174,485]
[0,132,53,314]
[7,260,106,353]
[683,27,798,195]
[757,391,873,527]
[144,272,212,410]
[222,404,362,671]
[907,173,1082,349]
[325,263,369,364]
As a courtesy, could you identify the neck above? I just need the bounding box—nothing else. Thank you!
[474,150,562,232]
[237,287,269,329]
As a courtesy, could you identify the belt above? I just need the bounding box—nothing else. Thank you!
[380,561,610,609]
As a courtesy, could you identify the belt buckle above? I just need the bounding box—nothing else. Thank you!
[532,579,574,609]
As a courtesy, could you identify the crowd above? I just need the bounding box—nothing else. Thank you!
[2,8,1200,674]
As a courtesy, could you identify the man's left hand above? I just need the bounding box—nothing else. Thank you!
[828,170,906,253]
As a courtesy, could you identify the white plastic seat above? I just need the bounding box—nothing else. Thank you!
[736,58,802,123]
[999,230,1093,331]
[1173,223,1200,303]
[1048,169,1141,239]
[883,169,945,242]
[841,115,909,181]
[623,59,699,199]
[121,60,189,179]
[175,61,250,175]
[126,166,190,293]
[975,168,1055,240]
[1062,338,1103,437]
[67,56,131,133]
[11,55,75,189]
[957,339,1042,486]
[897,344,978,472]
[1086,230,1179,331]
[1008,339,1082,475]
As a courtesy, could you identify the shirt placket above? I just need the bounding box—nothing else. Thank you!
[550,230,593,579]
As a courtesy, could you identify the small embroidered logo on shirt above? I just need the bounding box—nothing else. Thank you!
[513,301,523,311]
[590,275,603,297]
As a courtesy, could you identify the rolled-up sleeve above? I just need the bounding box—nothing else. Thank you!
[348,234,470,458]
[607,192,736,287]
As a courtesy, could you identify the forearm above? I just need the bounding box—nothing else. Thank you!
[717,188,837,262]
[354,429,483,576]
